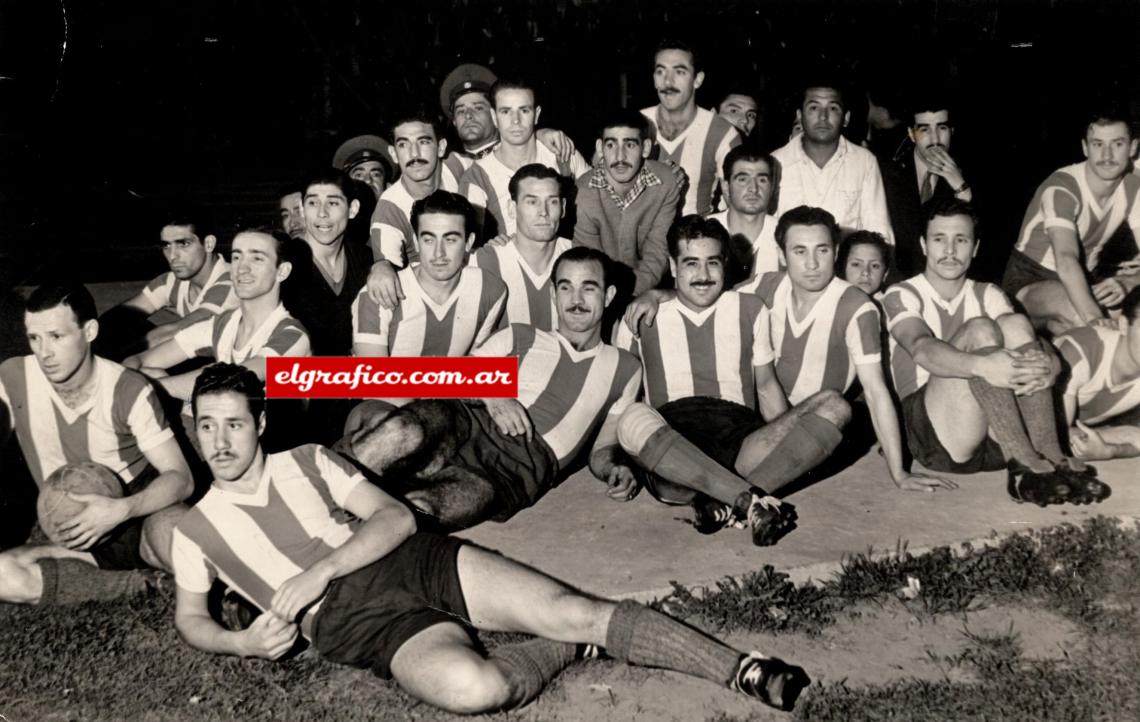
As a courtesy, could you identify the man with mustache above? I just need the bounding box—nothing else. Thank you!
[104,208,238,355]
[641,40,741,216]
[459,79,590,240]
[879,102,975,277]
[707,145,782,284]
[338,247,641,532]
[332,135,394,201]
[1002,112,1140,335]
[171,362,807,715]
[770,81,893,244]
[574,110,683,297]
[884,199,1109,505]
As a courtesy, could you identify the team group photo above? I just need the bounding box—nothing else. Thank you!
[1,0,1138,719]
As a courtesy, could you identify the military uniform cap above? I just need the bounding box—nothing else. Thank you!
[332,134,394,179]
[440,63,497,117]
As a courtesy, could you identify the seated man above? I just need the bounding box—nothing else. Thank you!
[347,191,506,429]
[172,363,807,714]
[717,90,759,138]
[884,199,1109,505]
[0,283,192,605]
[126,227,310,401]
[574,110,683,297]
[104,208,237,354]
[707,145,782,284]
[613,216,846,546]
[1003,111,1140,335]
[1055,286,1140,460]
[338,247,642,532]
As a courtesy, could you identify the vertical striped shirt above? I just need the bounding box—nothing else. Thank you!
[0,355,173,486]
[458,144,590,238]
[881,273,1015,400]
[1055,324,1140,425]
[474,325,642,468]
[738,272,882,404]
[612,291,773,409]
[351,265,506,356]
[1012,163,1140,272]
[469,238,571,331]
[141,255,238,317]
[641,106,741,215]
[368,169,461,266]
[173,303,311,364]
[170,444,363,636]
[706,211,782,276]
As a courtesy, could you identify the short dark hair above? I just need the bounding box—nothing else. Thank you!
[25,282,98,326]
[158,204,214,242]
[491,79,538,109]
[911,95,953,125]
[232,225,292,267]
[598,109,650,142]
[390,111,443,144]
[721,144,780,191]
[1086,109,1135,139]
[508,164,563,201]
[1122,285,1140,324]
[923,197,980,237]
[667,214,729,259]
[774,206,840,250]
[191,362,265,422]
[300,168,355,199]
[838,230,893,272]
[800,74,847,109]
[411,190,476,236]
[552,246,613,289]
[655,38,702,74]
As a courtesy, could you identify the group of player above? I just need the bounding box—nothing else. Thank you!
[2,37,1139,715]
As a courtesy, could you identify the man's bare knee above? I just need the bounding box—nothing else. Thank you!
[807,389,851,428]
[442,662,513,714]
[140,504,189,571]
[955,316,1002,350]
[996,312,1037,348]
[350,413,425,471]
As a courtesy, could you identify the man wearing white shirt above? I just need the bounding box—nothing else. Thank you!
[707,145,781,284]
[771,82,893,243]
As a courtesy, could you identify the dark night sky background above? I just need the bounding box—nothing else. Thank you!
[1,0,1138,290]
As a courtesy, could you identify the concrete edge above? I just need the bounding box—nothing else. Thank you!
[612,514,1140,603]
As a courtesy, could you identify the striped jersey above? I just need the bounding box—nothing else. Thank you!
[706,211,782,276]
[352,265,506,356]
[1055,324,1140,425]
[458,144,590,238]
[641,106,741,215]
[474,325,642,468]
[613,291,773,409]
[141,255,238,317]
[368,169,461,267]
[0,355,173,486]
[173,303,311,364]
[737,272,881,404]
[469,237,571,331]
[1013,163,1140,272]
[170,444,363,636]
[881,273,1015,400]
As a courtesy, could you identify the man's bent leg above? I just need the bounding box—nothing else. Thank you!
[1017,280,1084,337]
[0,544,148,605]
[140,503,190,571]
[405,466,498,533]
[617,403,751,506]
[344,400,464,478]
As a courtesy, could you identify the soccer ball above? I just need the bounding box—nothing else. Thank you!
[36,462,124,545]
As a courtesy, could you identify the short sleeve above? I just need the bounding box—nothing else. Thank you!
[749,304,775,367]
[881,286,924,331]
[982,283,1016,318]
[126,383,175,455]
[142,274,173,310]
[171,527,214,594]
[313,445,366,508]
[1041,184,1080,232]
[611,320,640,358]
[173,318,217,358]
[606,365,642,417]
[845,302,883,365]
[473,326,516,357]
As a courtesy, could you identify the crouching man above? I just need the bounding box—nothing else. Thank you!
[171,363,808,714]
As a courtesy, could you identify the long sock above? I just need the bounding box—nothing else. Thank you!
[1013,388,1066,465]
[488,639,578,710]
[36,558,149,605]
[966,375,1052,473]
[605,599,741,687]
[746,413,843,494]
[638,427,751,505]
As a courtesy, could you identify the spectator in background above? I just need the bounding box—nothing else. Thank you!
[717,91,759,138]
[707,145,781,285]
[278,188,306,241]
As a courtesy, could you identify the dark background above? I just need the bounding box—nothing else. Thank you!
[1,0,1138,291]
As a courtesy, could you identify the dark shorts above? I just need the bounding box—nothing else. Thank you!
[445,401,560,521]
[312,533,471,680]
[902,385,1006,474]
[27,516,149,570]
[1001,249,1060,299]
[645,396,764,502]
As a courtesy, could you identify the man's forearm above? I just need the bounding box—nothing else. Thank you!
[308,504,416,583]
[123,469,191,519]
[911,336,984,379]
[1056,254,1103,322]
[865,384,906,480]
[176,612,253,657]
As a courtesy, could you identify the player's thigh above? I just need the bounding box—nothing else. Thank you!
[139,503,190,571]
[455,545,609,643]
[389,621,511,714]
[924,375,990,462]
[1017,280,1080,328]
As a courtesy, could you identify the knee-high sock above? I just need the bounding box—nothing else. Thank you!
[745,413,843,494]
[488,639,578,710]
[636,426,751,505]
[605,600,741,687]
[1006,344,1067,464]
[36,558,149,605]
[966,374,1051,472]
